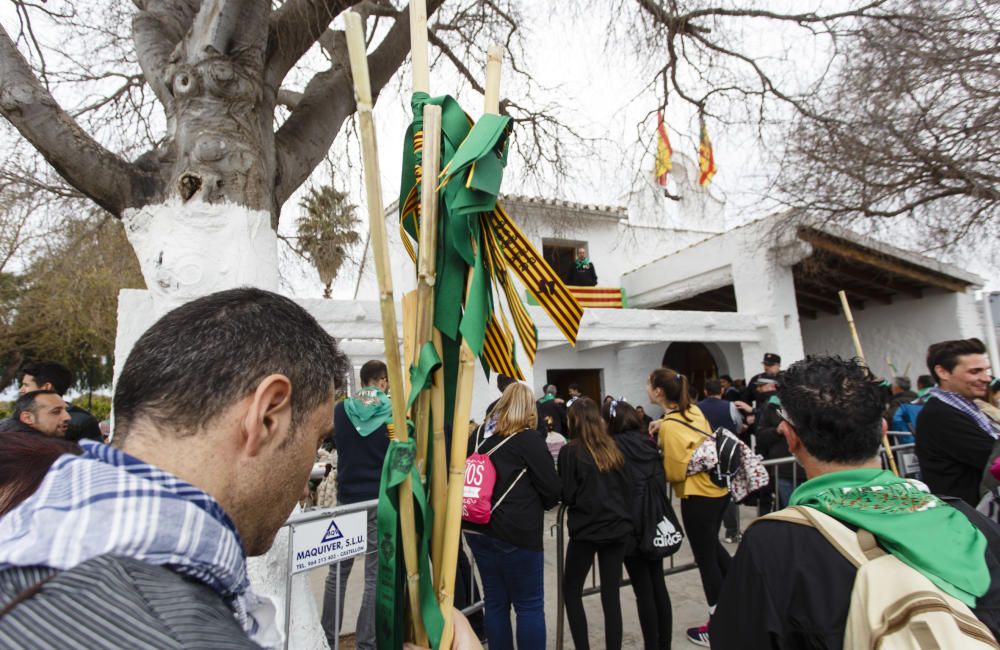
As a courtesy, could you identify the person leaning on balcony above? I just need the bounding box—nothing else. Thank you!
[564,246,598,286]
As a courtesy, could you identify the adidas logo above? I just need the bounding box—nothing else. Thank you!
[653,517,683,548]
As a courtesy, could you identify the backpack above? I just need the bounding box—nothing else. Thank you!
[763,506,999,650]
[636,473,684,558]
[671,417,743,489]
[462,427,526,525]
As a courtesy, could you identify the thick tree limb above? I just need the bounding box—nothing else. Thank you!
[265,0,354,89]
[273,0,445,205]
[0,27,153,216]
[132,0,201,116]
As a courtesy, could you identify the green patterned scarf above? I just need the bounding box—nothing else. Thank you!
[574,257,591,269]
[538,393,555,404]
[343,387,393,438]
[790,468,989,607]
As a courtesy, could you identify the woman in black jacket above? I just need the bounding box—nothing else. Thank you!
[559,398,633,650]
[605,399,673,650]
[464,382,561,650]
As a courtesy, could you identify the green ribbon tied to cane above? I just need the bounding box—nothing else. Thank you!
[375,438,443,650]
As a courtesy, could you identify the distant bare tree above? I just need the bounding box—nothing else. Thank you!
[779,0,999,242]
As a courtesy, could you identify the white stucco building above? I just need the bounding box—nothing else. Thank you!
[331,168,988,419]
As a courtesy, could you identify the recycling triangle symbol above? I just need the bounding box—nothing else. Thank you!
[322,519,344,543]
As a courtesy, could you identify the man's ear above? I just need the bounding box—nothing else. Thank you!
[240,374,293,457]
[40,382,55,392]
[18,411,33,426]
[781,421,803,455]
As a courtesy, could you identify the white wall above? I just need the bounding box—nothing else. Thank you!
[800,289,984,381]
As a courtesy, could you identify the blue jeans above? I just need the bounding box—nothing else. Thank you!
[466,533,545,650]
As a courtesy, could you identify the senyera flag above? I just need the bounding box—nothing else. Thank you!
[698,119,717,187]
[655,111,672,187]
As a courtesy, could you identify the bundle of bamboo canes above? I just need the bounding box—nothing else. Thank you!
[344,3,505,646]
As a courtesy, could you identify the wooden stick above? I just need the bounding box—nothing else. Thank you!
[839,290,900,476]
[438,44,504,650]
[409,0,429,94]
[344,13,427,645]
[430,329,448,591]
[412,105,443,482]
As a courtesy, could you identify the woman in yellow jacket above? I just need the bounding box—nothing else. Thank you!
[647,367,730,648]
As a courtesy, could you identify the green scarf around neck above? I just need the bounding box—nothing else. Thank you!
[790,468,989,607]
[574,257,591,269]
[538,393,555,404]
[344,387,393,437]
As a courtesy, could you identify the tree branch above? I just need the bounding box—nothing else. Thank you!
[131,0,201,118]
[265,0,354,90]
[273,0,445,206]
[0,27,154,216]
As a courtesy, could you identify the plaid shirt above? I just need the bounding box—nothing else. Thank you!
[930,388,1000,440]
[0,440,274,644]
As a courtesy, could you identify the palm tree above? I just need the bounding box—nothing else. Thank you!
[296,181,361,298]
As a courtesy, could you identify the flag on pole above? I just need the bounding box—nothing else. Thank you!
[655,111,672,187]
[697,119,717,187]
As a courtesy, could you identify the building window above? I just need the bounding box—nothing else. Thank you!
[543,239,585,282]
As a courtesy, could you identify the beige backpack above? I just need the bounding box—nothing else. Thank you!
[763,506,999,649]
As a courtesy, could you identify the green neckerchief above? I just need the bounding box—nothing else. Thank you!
[790,468,989,607]
[767,394,781,406]
[574,257,591,269]
[918,386,931,398]
[344,387,393,437]
[538,393,555,404]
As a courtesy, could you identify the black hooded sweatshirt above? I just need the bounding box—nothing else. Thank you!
[558,440,633,544]
[614,429,667,549]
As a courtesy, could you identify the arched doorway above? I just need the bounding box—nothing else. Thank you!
[662,342,719,398]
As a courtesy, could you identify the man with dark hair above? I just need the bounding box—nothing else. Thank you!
[699,379,745,543]
[917,374,934,396]
[713,355,1000,648]
[916,338,998,506]
[19,361,101,442]
[322,359,390,650]
[719,375,740,401]
[566,383,582,408]
[0,288,348,648]
[2,390,71,438]
[536,384,566,434]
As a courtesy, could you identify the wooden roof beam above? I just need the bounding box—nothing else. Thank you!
[794,293,841,315]
[798,230,969,293]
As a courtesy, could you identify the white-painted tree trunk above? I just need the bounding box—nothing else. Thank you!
[123,199,279,316]
[116,200,328,648]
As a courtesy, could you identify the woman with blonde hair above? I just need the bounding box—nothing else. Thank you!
[559,397,633,650]
[648,368,730,647]
[463,382,561,650]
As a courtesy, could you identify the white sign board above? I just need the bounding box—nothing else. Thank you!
[290,510,367,575]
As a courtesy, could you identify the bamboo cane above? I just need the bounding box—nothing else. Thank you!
[409,0,430,94]
[412,105,443,482]
[438,44,504,650]
[838,290,900,476]
[430,328,448,590]
[344,12,427,645]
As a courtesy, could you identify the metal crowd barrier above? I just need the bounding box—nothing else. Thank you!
[553,483,698,650]
[279,499,484,650]
[551,437,919,649]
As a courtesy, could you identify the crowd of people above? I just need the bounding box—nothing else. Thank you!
[1,286,999,650]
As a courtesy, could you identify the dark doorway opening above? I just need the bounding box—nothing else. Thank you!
[662,343,719,398]
[546,368,603,404]
[543,240,585,283]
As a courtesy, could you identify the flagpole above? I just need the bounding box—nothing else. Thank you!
[438,44,504,650]
[344,13,428,645]
[838,290,900,476]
